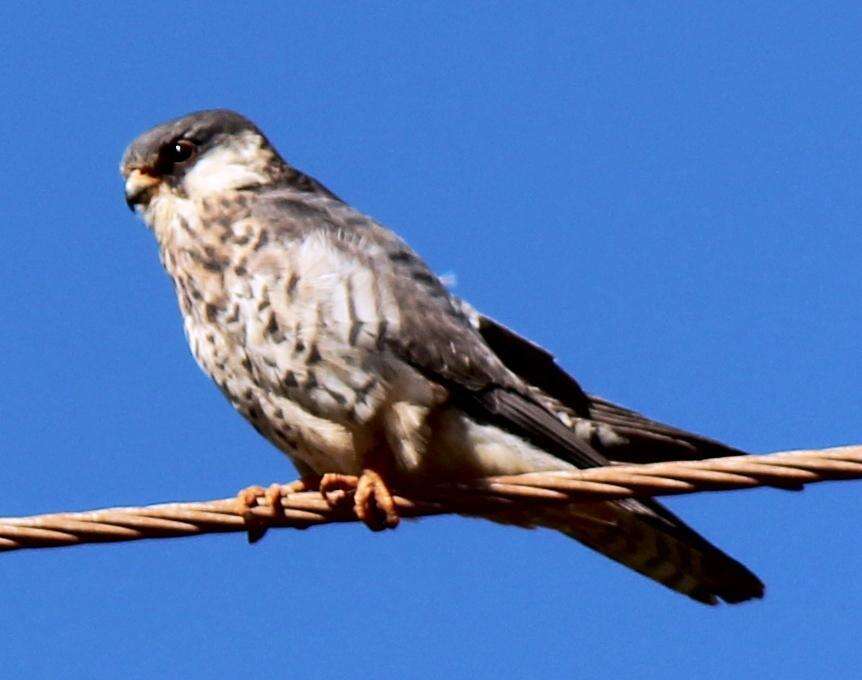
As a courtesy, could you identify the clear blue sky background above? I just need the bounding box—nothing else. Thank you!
[1,4,860,679]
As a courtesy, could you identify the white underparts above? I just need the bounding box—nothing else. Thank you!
[140,169,576,482]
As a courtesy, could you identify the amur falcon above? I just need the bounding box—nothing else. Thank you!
[121,109,763,605]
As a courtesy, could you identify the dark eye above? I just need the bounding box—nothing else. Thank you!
[167,139,196,163]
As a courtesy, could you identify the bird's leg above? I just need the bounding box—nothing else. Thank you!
[318,473,360,510]
[354,468,400,531]
[235,477,319,544]
[319,469,399,531]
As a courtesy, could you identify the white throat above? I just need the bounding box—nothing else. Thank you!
[180,131,274,200]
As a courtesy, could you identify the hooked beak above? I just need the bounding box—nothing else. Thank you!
[124,169,160,211]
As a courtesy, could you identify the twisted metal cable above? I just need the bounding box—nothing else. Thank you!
[1,445,859,553]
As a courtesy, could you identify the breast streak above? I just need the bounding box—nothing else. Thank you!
[250,230,452,475]
[166,203,433,475]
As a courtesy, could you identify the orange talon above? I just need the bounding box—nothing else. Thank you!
[318,472,398,529]
[236,484,268,543]
[354,469,400,531]
[319,473,359,509]
[236,478,317,544]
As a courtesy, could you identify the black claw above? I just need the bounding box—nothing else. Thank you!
[246,521,268,544]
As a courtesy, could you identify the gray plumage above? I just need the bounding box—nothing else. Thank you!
[121,109,763,604]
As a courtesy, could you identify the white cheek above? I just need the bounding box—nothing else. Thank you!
[182,133,271,198]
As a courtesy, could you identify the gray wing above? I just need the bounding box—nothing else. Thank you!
[252,184,611,470]
[374,240,622,471]
[374,231,764,605]
[254,182,738,469]
[474,314,749,464]
[253,184,764,604]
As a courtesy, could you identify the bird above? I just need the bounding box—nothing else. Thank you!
[121,109,763,605]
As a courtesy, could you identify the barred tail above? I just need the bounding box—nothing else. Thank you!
[485,498,764,604]
[561,499,763,604]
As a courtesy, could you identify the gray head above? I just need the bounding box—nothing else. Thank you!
[121,109,287,211]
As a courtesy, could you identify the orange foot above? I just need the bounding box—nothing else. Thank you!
[236,478,317,544]
[320,470,400,532]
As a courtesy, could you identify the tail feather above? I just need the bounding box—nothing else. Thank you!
[562,499,764,604]
[486,499,763,605]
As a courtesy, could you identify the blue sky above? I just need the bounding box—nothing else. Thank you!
[1,3,860,679]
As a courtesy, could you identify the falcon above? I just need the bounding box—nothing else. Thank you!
[121,109,763,604]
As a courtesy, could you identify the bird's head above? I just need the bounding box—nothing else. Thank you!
[120,109,285,213]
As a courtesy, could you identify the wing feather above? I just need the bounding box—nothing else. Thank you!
[252,186,765,604]
[476,314,749,463]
